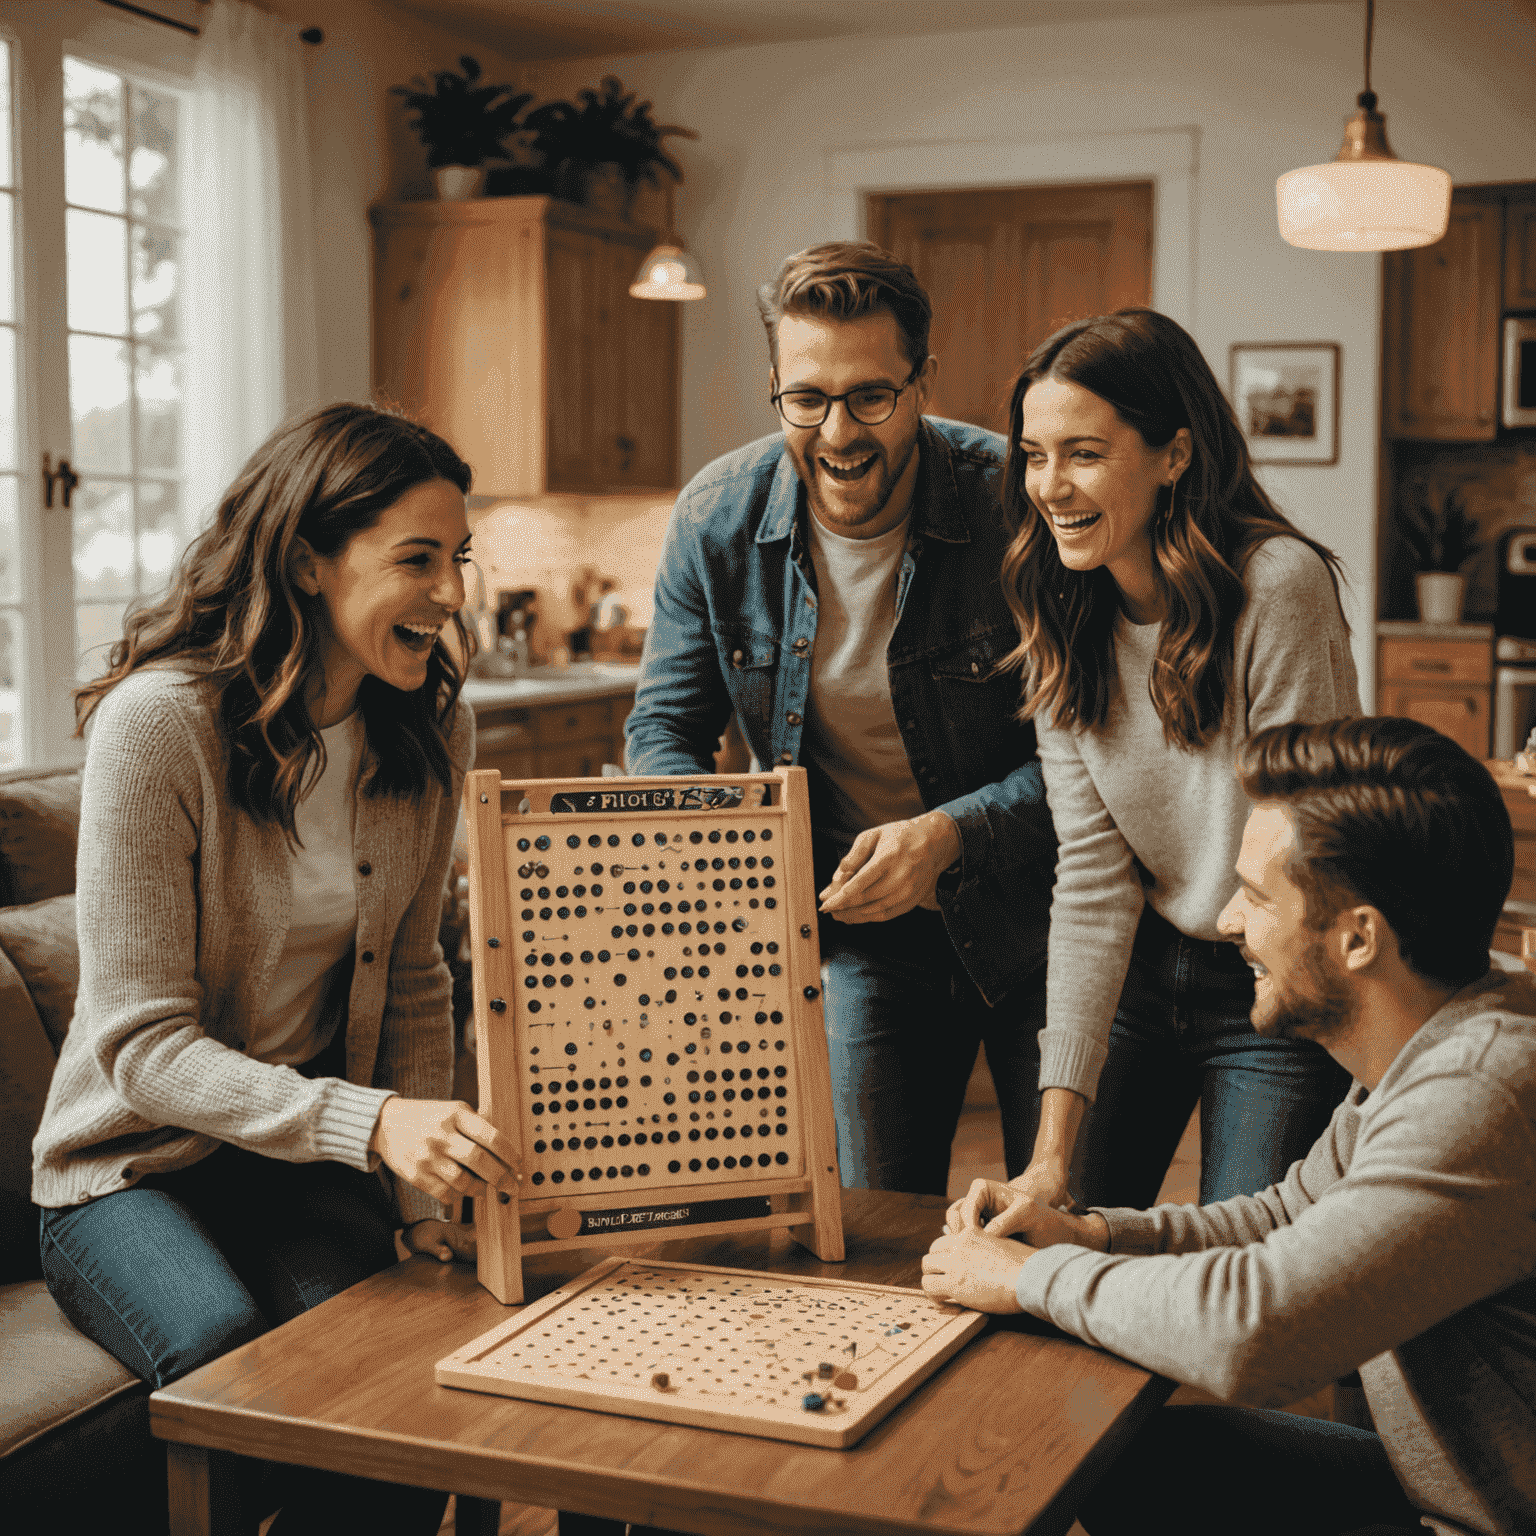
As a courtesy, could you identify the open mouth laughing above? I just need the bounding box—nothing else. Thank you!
[1050,510,1103,534]
[393,620,443,654]
[819,452,879,484]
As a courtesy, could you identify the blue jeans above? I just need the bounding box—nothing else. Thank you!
[1075,905,1352,1210]
[1078,1406,1422,1535]
[820,903,1047,1196]
[38,1140,447,1536]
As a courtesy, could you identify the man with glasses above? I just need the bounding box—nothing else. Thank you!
[625,241,1057,1197]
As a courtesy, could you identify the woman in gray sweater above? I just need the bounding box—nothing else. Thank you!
[32,404,519,1534]
[993,310,1358,1213]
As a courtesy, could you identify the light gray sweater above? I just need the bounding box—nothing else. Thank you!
[1016,970,1536,1536]
[1036,537,1360,1100]
[31,668,473,1227]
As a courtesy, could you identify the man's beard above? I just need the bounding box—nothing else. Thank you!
[1252,936,1355,1045]
[795,433,918,535]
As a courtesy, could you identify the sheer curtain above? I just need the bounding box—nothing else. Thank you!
[183,0,318,535]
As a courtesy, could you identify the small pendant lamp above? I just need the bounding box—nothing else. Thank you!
[1276,0,1450,252]
[628,239,706,301]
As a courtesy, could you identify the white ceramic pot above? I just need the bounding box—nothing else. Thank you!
[434,166,485,201]
[1415,571,1467,625]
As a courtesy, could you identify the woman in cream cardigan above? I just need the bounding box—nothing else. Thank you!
[33,404,519,1534]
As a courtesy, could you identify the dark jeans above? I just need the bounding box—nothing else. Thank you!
[819,902,1046,1196]
[38,1140,447,1536]
[1075,905,1352,1210]
[1078,1406,1424,1535]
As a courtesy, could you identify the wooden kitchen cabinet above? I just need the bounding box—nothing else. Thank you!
[370,196,679,498]
[1383,197,1502,441]
[1505,193,1536,309]
[472,691,635,782]
[1377,633,1492,758]
[1488,760,1536,956]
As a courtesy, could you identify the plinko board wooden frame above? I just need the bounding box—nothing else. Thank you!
[463,767,844,1304]
[437,1255,985,1449]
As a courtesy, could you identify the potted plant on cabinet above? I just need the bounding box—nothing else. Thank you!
[391,56,531,201]
[523,75,696,217]
[1400,485,1483,624]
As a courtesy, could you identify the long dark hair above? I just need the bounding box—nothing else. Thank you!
[74,403,474,835]
[999,309,1347,750]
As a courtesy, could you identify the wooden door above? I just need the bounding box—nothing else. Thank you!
[1383,198,1501,441]
[1505,192,1536,309]
[867,182,1153,434]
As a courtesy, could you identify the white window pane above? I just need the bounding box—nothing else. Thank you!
[73,479,135,600]
[138,480,182,594]
[0,475,17,603]
[77,602,128,683]
[130,84,178,226]
[70,335,131,473]
[0,325,14,470]
[64,58,124,214]
[68,207,128,335]
[136,345,180,472]
[0,189,14,324]
[0,40,12,189]
[0,608,21,768]
[132,225,179,342]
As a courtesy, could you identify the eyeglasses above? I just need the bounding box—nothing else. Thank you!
[770,360,925,429]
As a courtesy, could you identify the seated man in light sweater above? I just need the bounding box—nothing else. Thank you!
[923,715,1534,1536]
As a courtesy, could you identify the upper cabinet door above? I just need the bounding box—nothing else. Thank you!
[1383,199,1502,441]
[372,196,680,501]
[1505,193,1536,309]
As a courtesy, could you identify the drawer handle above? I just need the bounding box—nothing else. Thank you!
[1409,659,1452,673]
[479,725,531,749]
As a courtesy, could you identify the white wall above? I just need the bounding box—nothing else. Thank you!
[266,0,525,406]
[515,0,1536,705]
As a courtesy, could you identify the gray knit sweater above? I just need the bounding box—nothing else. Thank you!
[31,668,473,1227]
[1036,536,1360,1100]
[1016,969,1536,1536]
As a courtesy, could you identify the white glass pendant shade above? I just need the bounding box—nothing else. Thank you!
[629,242,706,301]
[1277,157,1451,251]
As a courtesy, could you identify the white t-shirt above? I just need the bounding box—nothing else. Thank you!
[802,511,927,839]
[250,712,364,1065]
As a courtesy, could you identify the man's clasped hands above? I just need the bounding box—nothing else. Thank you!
[920,1179,1111,1315]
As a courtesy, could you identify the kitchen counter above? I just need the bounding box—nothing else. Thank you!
[460,661,641,712]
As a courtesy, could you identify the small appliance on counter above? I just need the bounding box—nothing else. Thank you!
[1493,528,1536,758]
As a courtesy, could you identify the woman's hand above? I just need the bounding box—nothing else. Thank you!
[946,1177,1109,1249]
[369,1097,522,1203]
[818,811,961,922]
[921,1229,1029,1314]
[402,1218,477,1263]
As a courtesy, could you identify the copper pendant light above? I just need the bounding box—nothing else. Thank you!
[1276,0,1451,252]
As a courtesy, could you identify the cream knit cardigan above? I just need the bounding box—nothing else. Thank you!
[31,668,473,1227]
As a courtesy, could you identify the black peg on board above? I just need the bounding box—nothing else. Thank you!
[800,925,811,937]
[490,998,506,1012]
[487,937,500,948]
[803,986,819,1000]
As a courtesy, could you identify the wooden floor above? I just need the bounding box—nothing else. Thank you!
[426,1054,1332,1536]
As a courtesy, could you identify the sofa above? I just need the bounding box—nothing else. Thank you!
[0,761,172,1529]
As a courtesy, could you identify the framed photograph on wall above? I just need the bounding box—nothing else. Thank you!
[1229,342,1340,466]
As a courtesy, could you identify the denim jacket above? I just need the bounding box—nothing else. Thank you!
[625,416,1056,1005]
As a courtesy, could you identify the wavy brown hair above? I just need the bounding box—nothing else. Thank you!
[1000,309,1347,750]
[74,403,474,837]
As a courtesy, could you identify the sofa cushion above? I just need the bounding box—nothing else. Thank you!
[0,765,81,907]
[0,893,78,1053]
[0,1280,142,1459]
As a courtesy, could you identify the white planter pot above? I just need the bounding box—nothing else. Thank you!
[434,166,485,201]
[1415,571,1467,625]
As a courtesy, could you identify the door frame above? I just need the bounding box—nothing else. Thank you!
[821,128,1198,331]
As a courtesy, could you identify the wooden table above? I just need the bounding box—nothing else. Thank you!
[150,1189,1172,1536]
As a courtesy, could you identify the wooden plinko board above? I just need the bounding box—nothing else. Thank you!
[464,768,844,1303]
[437,1256,986,1448]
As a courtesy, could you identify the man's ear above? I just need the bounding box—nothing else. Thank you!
[290,537,322,597]
[1335,905,1387,974]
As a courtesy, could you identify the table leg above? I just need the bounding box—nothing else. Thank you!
[167,1443,256,1536]
[455,1494,502,1536]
